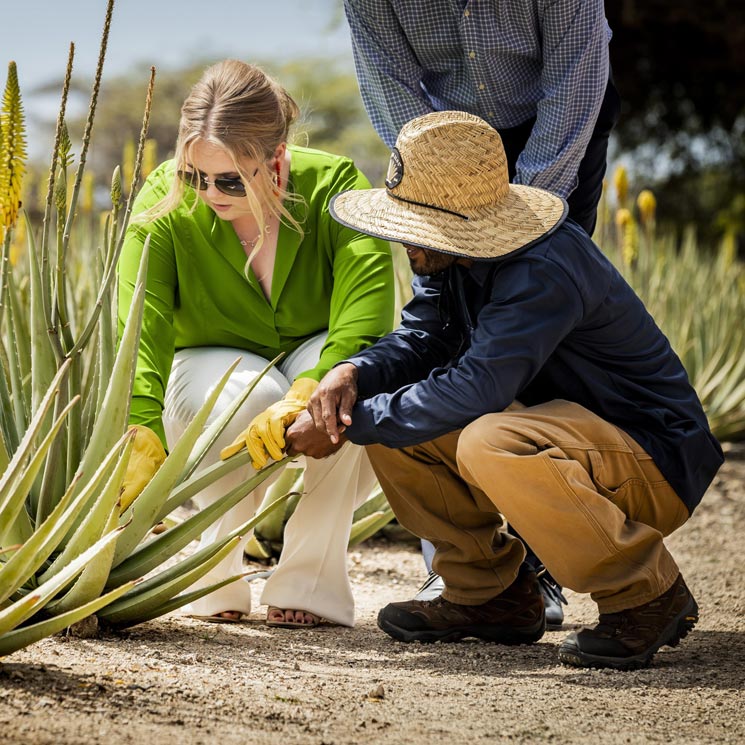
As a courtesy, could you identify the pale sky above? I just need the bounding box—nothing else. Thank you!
[5,0,351,88]
[4,0,353,152]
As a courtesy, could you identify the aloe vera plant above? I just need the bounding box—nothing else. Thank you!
[0,0,291,656]
[618,230,745,440]
[245,470,394,561]
[597,196,745,442]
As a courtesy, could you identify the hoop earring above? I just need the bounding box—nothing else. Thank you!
[274,160,282,194]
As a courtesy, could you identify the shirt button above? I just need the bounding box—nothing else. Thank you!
[469,51,476,59]
[464,9,470,16]
[488,111,494,117]
[478,83,485,90]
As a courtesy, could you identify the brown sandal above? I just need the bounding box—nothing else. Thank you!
[189,611,247,624]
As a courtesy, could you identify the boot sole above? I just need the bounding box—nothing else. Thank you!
[378,615,546,645]
[558,594,699,671]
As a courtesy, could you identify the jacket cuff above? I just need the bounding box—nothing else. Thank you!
[344,399,379,445]
[336,355,379,399]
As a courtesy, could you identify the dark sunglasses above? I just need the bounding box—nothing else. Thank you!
[177,167,259,197]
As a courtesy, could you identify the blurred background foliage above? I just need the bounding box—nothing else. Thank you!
[16,1,745,252]
[605,1,745,247]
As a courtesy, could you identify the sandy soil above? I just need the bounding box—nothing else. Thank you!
[1,446,744,745]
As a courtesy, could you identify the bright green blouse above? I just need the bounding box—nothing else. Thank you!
[118,146,394,445]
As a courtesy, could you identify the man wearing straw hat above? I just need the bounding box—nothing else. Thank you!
[343,0,621,626]
[287,111,723,670]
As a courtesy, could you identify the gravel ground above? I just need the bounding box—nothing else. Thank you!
[1,446,744,745]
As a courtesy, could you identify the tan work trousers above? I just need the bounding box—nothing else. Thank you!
[366,399,690,614]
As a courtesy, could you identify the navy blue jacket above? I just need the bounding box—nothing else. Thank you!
[345,221,723,513]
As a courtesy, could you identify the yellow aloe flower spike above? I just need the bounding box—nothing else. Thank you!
[622,217,639,267]
[615,207,632,228]
[0,61,28,235]
[613,164,629,208]
[637,189,657,225]
[82,171,95,213]
[142,138,157,180]
[122,137,136,194]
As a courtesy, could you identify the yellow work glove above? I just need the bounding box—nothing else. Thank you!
[220,377,319,469]
[120,424,167,512]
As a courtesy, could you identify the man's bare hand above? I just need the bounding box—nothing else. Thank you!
[307,363,359,444]
[285,410,346,459]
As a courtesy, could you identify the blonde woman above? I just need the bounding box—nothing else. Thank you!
[117,59,393,627]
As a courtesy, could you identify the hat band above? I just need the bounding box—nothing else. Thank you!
[385,188,469,221]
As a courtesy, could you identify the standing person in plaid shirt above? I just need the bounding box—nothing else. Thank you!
[343,0,621,626]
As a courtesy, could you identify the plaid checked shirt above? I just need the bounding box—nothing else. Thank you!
[344,0,611,198]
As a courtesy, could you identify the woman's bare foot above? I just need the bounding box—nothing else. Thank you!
[266,607,320,628]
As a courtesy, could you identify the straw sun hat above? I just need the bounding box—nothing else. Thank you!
[329,111,567,259]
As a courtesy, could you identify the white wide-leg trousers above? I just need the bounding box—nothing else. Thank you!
[162,336,377,626]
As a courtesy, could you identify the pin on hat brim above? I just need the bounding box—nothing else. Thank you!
[329,183,567,259]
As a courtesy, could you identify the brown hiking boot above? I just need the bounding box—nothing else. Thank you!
[377,567,545,644]
[558,573,698,670]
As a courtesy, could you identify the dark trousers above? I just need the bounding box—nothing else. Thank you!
[421,75,622,578]
[500,75,621,236]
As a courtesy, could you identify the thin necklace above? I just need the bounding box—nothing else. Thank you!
[240,161,283,248]
[239,224,271,249]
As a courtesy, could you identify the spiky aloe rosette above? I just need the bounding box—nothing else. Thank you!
[0,0,291,656]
